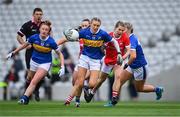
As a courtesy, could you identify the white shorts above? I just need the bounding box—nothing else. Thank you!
[101,61,114,74]
[30,59,51,72]
[78,54,101,71]
[126,65,148,81]
[101,58,125,74]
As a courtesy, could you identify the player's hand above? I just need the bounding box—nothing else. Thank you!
[6,52,14,60]
[58,66,65,77]
[117,52,123,65]
[123,63,129,69]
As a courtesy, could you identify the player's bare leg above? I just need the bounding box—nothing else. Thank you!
[18,68,47,104]
[72,70,78,86]
[84,72,108,103]
[111,65,124,104]
[111,69,132,105]
[24,68,47,97]
[134,80,164,100]
[64,67,87,106]
[84,70,99,102]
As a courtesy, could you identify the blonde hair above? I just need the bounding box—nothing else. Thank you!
[124,22,133,33]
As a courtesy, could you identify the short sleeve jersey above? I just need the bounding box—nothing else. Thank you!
[129,34,147,68]
[104,32,130,65]
[17,20,41,40]
[79,27,112,59]
[28,34,59,64]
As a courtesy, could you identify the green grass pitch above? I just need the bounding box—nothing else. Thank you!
[0,101,180,116]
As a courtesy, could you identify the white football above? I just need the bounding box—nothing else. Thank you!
[63,28,79,41]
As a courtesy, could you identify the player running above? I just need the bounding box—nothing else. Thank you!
[83,21,130,103]
[63,17,123,107]
[71,19,91,107]
[109,22,164,106]
[56,19,91,107]
[17,8,44,101]
[6,21,65,105]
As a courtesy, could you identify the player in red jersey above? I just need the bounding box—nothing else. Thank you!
[84,21,130,103]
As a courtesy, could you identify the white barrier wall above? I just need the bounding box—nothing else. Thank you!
[51,65,180,101]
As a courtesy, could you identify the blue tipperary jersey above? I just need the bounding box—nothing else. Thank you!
[28,34,59,64]
[129,34,147,68]
[79,27,112,59]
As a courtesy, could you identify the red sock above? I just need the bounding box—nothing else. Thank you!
[112,90,118,97]
[65,95,74,104]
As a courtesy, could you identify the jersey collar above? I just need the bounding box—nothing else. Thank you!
[90,28,100,34]
[39,35,49,41]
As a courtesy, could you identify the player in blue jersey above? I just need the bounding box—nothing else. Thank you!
[72,19,91,107]
[6,20,65,105]
[64,17,123,107]
[56,19,91,107]
[109,22,164,106]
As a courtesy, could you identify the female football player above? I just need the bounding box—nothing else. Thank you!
[64,17,123,106]
[110,22,164,106]
[7,20,65,105]
[83,21,130,103]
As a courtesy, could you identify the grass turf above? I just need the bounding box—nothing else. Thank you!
[0,101,180,116]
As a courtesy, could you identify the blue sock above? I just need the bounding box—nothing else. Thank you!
[75,96,80,103]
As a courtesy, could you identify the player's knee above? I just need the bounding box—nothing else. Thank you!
[88,82,96,89]
[119,78,124,85]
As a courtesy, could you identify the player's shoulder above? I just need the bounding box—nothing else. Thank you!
[22,20,32,26]
[47,36,56,44]
[98,29,109,36]
[130,33,138,40]
[48,36,55,41]
[28,34,39,42]
[31,33,39,38]
[79,27,89,33]
[129,33,139,43]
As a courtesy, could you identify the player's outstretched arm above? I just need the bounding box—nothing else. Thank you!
[6,42,29,60]
[56,37,68,46]
[13,42,29,54]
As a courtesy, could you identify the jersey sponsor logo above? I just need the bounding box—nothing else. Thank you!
[32,29,37,32]
[33,44,52,53]
[82,38,103,47]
